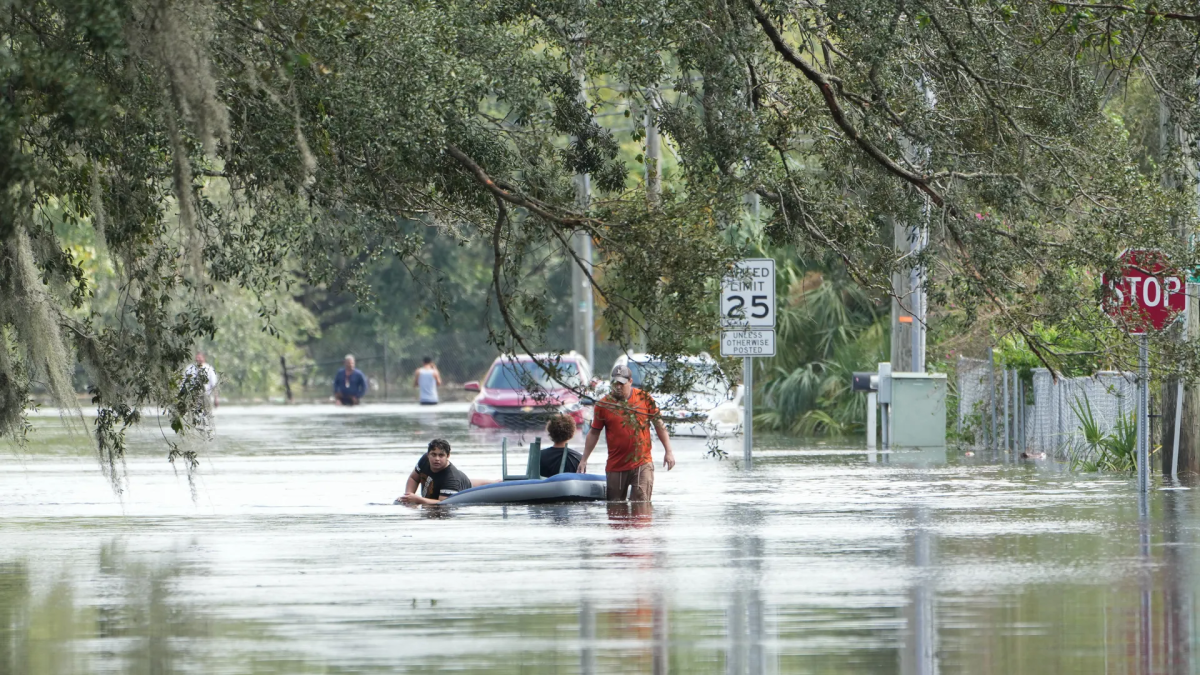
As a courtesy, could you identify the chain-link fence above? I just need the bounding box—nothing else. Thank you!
[956,356,994,447]
[1029,369,1136,456]
[957,355,1136,456]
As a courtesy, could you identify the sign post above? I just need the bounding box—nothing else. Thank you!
[720,259,776,466]
[1103,249,1187,493]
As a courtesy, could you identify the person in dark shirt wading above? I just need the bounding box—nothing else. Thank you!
[578,365,676,501]
[333,354,368,405]
[541,414,582,477]
[397,439,471,504]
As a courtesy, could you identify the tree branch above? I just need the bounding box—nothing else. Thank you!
[1048,2,1200,22]
[448,143,649,336]
[745,0,947,207]
[446,145,597,227]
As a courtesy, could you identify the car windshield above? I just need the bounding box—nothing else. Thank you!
[486,360,581,389]
[629,361,724,395]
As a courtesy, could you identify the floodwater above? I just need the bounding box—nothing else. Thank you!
[1,404,1197,674]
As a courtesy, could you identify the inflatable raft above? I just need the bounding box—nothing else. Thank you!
[440,437,607,505]
[442,472,606,504]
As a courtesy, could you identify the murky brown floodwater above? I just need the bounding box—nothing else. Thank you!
[1,404,1196,674]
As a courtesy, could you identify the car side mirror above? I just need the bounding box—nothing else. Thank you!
[464,381,481,392]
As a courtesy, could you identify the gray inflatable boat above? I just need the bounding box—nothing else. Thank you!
[442,472,606,505]
[440,437,606,505]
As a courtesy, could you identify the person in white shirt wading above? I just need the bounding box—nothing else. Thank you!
[414,357,441,405]
[183,352,219,412]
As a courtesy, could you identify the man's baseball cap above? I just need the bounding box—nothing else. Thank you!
[611,365,633,384]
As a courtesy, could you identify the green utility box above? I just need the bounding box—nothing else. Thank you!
[890,373,947,448]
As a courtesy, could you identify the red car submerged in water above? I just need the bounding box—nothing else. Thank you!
[465,352,594,429]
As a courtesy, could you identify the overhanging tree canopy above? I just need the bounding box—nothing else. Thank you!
[2,0,1199,478]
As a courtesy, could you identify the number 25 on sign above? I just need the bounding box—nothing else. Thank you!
[1102,249,1187,334]
[721,259,776,328]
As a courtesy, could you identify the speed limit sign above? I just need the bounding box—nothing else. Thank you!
[721,259,775,328]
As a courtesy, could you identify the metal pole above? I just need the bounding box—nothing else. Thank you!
[955,357,963,440]
[910,223,928,373]
[1017,377,1025,454]
[582,227,594,368]
[1172,302,1187,480]
[571,67,595,368]
[1172,379,1183,480]
[743,356,753,466]
[882,404,890,450]
[867,391,878,451]
[382,336,388,402]
[572,176,595,368]
[987,348,997,452]
[1002,369,1010,453]
[645,95,662,206]
[890,217,912,373]
[1138,335,1150,493]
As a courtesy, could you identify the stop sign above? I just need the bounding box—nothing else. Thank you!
[1102,249,1187,334]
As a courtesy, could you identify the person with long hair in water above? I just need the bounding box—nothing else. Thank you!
[413,356,441,405]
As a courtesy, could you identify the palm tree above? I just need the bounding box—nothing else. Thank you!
[756,255,889,435]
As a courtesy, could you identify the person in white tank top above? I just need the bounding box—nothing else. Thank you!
[414,357,441,405]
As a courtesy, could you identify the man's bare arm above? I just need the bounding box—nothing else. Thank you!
[653,419,676,470]
[578,427,602,473]
[405,469,422,495]
[398,493,442,505]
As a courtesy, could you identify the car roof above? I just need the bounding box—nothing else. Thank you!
[488,352,591,374]
[492,351,586,363]
[614,352,716,366]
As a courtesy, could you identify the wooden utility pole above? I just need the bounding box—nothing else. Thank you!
[890,215,914,372]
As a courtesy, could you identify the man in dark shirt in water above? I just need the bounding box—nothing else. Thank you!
[540,414,582,477]
[397,439,471,504]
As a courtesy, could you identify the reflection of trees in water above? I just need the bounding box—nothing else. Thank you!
[1160,489,1192,675]
[902,493,1200,675]
[726,534,769,675]
[901,508,937,675]
[0,541,331,675]
[0,561,32,675]
[7,495,1195,675]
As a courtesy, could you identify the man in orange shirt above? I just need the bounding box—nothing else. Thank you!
[579,364,676,502]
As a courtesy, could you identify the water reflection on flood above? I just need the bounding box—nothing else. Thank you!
[2,405,1200,674]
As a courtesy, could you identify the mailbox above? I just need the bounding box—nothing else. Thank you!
[852,372,878,392]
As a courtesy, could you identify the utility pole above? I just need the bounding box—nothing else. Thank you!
[1159,98,1199,476]
[572,174,595,368]
[910,213,928,373]
[890,216,914,372]
[570,66,595,367]
[892,84,932,375]
[632,93,661,354]
[645,92,662,206]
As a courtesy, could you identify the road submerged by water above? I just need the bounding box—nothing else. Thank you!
[1,404,1196,674]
